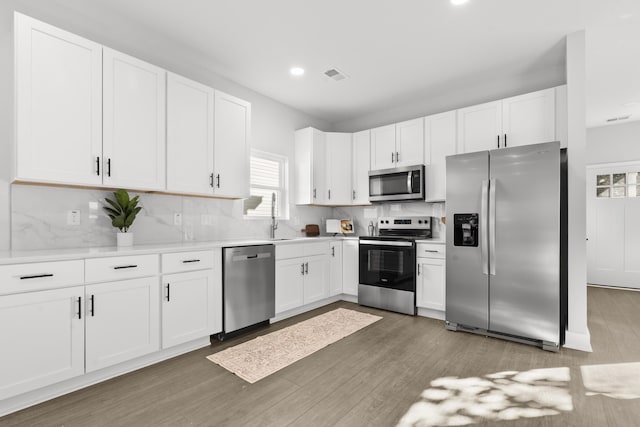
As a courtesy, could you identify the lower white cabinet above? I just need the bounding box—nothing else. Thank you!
[0,286,85,400]
[342,240,359,296]
[329,241,343,296]
[85,277,160,372]
[161,269,221,349]
[304,255,329,304]
[275,258,305,313]
[416,243,446,312]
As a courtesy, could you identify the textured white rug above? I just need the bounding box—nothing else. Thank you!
[207,308,382,383]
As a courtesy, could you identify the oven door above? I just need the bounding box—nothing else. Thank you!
[359,240,415,291]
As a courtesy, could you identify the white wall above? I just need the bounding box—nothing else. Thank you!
[587,120,640,165]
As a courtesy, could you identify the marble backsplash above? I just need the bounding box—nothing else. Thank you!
[10,185,333,251]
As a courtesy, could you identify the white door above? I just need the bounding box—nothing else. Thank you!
[213,90,251,198]
[395,118,424,167]
[0,286,84,399]
[303,256,329,304]
[312,129,327,204]
[457,100,502,153]
[425,111,457,201]
[341,240,359,296]
[294,127,314,205]
[587,164,640,289]
[166,73,215,195]
[329,242,343,296]
[275,259,304,313]
[325,133,352,205]
[370,124,396,170]
[103,48,166,190]
[416,258,446,311]
[161,270,219,349]
[14,13,103,186]
[502,88,556,148]
[85,278,160,372]
[352,130,371,205]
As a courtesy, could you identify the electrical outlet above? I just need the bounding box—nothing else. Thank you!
[67,210,81,226]
[173,213,182,226]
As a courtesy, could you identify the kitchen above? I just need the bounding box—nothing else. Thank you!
[1,0,640,426]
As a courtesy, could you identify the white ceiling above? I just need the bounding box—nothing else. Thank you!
[41,0,640,128]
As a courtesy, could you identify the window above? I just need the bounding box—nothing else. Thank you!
[243,150,288,218]
[596,172,640,198]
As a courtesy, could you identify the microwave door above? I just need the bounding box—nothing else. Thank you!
[369,165,425,202]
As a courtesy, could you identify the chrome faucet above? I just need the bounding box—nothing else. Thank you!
[270,192,278,239]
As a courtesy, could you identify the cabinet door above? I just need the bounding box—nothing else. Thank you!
[341,240,359,296]
[416,258,446,311]
[502,88,556,148]
[294,127,325,204]
[166,73,214,195]
[275,259,305,313]
[103,48,166,190]
[0,287,84,400]
[213,90,251,198]
[395,118,424,167]
[457,100,502,154]
[352,130,371,205]
[161,269,220,349]
[329,242,343,296]
[312,130,327,204]
[85,277,160,372]
[14,13,102,186]
[370,124,396,170]
[325,133,352,205]
[303,255,329,304]
[426,111,457,201]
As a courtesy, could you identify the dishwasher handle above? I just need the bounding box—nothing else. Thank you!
[232,252,272,262]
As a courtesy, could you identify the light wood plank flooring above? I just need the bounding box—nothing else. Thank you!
[2,286,639,426]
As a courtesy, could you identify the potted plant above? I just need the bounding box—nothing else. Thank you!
[104,189,141,247]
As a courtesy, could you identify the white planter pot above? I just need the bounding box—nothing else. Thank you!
[116,232,133,247]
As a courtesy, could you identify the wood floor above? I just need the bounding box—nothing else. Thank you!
[2,286,639,426]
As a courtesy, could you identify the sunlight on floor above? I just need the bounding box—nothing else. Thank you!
[396,367,572,427]
[581,362,640,400]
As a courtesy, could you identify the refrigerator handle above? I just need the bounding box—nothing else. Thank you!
[481,179,489,275]
[489,178,497,275]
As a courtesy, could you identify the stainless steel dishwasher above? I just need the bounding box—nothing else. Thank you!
[221,244,275,338]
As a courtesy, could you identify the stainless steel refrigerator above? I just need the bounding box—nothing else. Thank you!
[445,141,567,351]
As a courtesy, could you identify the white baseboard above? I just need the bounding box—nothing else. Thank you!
[563,328,592,352]
[417,307,445,320]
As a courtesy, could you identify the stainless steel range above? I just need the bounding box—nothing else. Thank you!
[358,216,432,315]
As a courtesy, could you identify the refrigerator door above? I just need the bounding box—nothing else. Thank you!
[446,151,489,329]
[488,141,560,343]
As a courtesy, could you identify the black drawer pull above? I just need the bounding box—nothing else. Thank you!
[182,259,200,264]
[77,297,82,319]
[20,274,54,280]
[90,294,95,316]
[113,265,138,270]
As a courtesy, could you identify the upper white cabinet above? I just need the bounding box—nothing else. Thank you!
[370,118,424,170]
[14,13,103,186]
[103,48,166,191]
[352,130,371,205]
[213,90,251,198]
[457,88,556,154]
[325,133,352,205]
[166,73,215,195]
[424,111,457,201]
[294,127,327,205]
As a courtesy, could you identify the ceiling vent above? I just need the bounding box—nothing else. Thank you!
[606,115,632,123]
[324,68,349,82]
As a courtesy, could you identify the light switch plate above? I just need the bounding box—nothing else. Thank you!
[67,210,81,225]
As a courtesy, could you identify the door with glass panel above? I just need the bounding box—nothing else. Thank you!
[587,163,640,289]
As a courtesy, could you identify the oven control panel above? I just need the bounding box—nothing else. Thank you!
[378,217,431,230]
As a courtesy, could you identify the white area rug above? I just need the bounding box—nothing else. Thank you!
[207,308,382,383]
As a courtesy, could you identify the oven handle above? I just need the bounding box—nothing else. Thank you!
[359,240,413,247]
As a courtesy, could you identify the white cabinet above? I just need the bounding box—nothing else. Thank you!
[166,73,215,195]
[85,277,160,372]
[0,286,85,399]
[14,13,103,186]
[370,119,424,170]
[457,88,556,154]
[294,127,327,204]
[275,258,305,313]
[424,111,457,201]
[342,239,359,296]
[303,256,330,304]
[416,243,446,314]
[329,241,343,296]
[352,130,371,204]
[103,48,166,191]
[325,133,353,205]
[213,90,251,198]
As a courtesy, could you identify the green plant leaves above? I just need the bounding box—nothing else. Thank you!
[103,189,141,233]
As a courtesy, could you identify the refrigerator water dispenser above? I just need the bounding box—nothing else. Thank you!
[453,213,478,247]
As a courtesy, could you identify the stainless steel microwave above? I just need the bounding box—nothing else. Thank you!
[369,165,425,202]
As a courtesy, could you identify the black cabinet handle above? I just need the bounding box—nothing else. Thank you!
[328,189,331,200]
[90,295,95,317]
[396,152,399,162]
[391,152,395,163]
[209,173,214,188]
[497,135,500,148]
[166,283,170,302]
[107,158,111,177]
[182,259,200,264]
[313,188,317,199]
[305,262,309,275]
[96,157,100,176]
[20,273,53,280]
[216,174,220,188]
[77,297,82,319]
[504,134,507,147]
[301,263,305,275]
[353,190,356,200]
[417,265,420,276]
[113,265,137,270]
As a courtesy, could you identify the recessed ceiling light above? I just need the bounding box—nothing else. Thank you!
[451,0,469,5]
[290,67,305,77]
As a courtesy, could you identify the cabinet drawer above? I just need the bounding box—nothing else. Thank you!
[304,241,329,257]
[416,243,446,259]
[161,251,215,274]
[85,254,159,283]
[0,260,84,295]
[276,243,304,260]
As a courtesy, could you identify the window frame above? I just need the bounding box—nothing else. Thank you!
[243,149,289,220]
